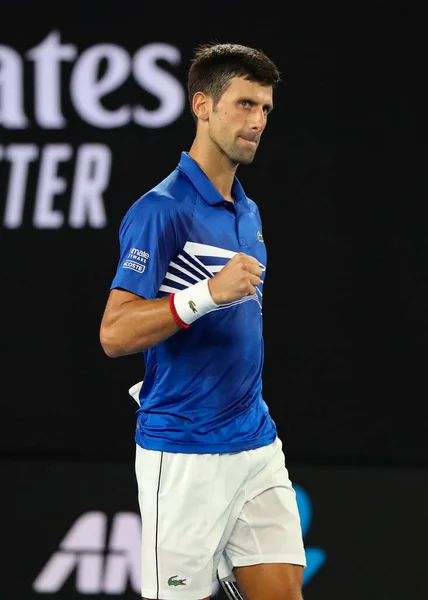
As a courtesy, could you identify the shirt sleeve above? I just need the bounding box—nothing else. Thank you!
[110,193,182,299]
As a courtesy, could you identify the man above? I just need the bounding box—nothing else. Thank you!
[100,42,306,600]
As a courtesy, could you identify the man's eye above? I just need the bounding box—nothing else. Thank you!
[240,100,250,108]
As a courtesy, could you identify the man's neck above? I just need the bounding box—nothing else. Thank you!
[188,139,237,203]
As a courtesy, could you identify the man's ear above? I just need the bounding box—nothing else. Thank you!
[192,92,211,121]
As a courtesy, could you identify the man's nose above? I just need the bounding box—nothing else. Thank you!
[251,108,267,132]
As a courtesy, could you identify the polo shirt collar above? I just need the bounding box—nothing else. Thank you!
[178,151,248,206]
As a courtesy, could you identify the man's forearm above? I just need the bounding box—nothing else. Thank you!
[100,296,180,357]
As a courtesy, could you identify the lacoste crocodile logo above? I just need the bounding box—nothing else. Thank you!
[188,300,197,313]
[168,575,187,586]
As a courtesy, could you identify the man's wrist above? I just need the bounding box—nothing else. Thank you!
[171,279,218,326]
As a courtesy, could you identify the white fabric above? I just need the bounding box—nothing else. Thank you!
[128,381,143,405]
[135,437,306,600]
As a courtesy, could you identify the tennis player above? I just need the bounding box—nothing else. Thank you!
[100,42,306,600]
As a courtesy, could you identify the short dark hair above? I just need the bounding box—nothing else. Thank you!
[187,42,281,121]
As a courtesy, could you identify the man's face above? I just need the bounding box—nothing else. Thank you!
[208,76,274,165]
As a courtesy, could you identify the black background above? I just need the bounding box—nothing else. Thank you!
[1,5,427,598]
[1,11,425,465]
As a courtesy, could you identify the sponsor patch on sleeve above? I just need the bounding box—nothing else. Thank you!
[121,248,150,274]
[122,260,145,273]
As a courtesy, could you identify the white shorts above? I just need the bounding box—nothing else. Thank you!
[135,437,306,600]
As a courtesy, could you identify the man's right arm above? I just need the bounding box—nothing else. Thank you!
[100,253,262,358]
[99,289,181,358]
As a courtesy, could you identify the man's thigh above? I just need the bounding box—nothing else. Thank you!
[224,442,306,572]
[136,445,248,600]
[218,439,306,595]
[234,563,304,600]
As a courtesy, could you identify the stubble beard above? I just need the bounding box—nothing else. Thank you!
[210,129,258,166]
[227,137,258,166]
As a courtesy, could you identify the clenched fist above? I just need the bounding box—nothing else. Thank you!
[208,253,263,305]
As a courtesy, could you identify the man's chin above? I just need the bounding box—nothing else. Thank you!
[238,157,255,166]
[229,149,257,165]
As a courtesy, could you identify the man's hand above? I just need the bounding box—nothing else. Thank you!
[208,253,263,305]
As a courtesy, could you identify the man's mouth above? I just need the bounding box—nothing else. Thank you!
[239,136,258,146]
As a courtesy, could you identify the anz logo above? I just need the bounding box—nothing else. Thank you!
[294,484,326,586]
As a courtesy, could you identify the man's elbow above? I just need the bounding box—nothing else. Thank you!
[99,326,123,358]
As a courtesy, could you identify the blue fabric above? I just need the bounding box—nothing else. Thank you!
[110,152,277,453]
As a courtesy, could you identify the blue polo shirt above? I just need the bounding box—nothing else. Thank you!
[111,152,277,453]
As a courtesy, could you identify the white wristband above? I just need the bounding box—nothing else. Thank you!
[173,279,218,324]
